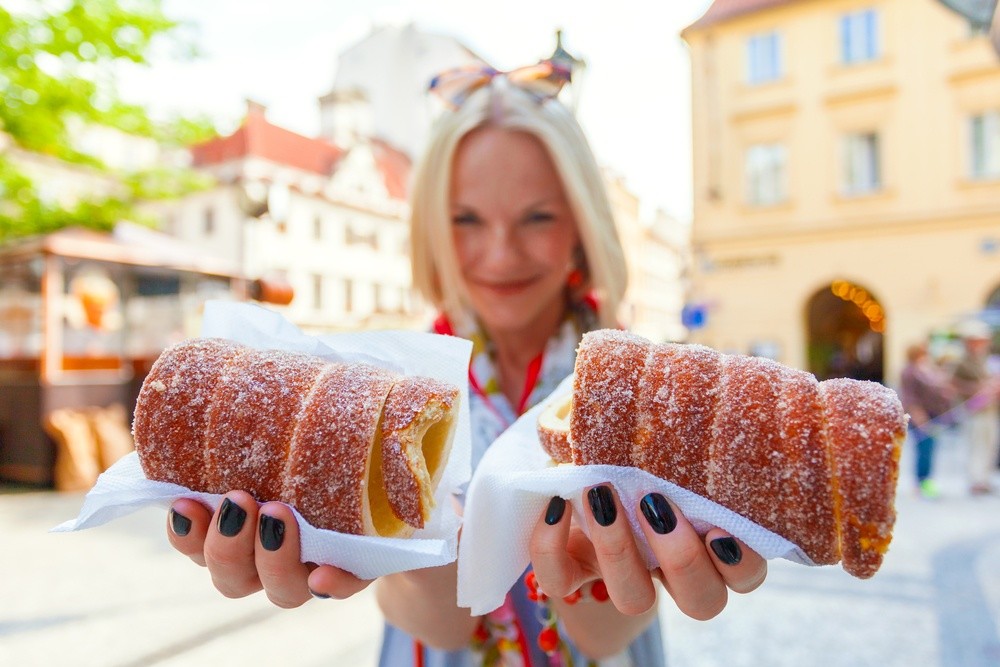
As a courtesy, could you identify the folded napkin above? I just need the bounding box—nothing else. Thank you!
[457,375,815,616]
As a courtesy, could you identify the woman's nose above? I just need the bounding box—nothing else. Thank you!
[481,225,522,262]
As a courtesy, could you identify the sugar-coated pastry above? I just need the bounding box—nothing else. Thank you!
[537,329,905,578]
[134,338,461,537]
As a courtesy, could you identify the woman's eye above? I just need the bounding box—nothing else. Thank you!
[452,213,479,225]
[525,211,555,223]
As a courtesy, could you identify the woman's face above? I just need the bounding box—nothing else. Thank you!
[449,127,580,337]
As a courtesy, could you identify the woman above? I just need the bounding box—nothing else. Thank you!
[165,63,767,665]
[898,341,954,499]
[952,320,1000,495]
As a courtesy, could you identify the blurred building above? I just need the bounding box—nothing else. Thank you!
[160,100,421,333]
[319,23,488,157]
[603,170,690,342]
[682,0,1000,384]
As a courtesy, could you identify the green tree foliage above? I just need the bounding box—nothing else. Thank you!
[0,0,216,242]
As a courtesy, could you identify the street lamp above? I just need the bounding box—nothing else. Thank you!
[936,0,999,55]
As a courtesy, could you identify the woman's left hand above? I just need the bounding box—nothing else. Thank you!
[528,484,767,620]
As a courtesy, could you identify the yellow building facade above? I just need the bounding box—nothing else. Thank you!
[682,0,1000,385]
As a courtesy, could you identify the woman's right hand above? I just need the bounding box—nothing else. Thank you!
[167,492,372,608]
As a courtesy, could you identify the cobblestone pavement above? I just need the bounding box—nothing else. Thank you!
[2,430,998,666]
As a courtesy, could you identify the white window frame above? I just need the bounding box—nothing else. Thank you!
[840,8,879,65]
[746,31,783,85]
[842,132,882,196]
[970,111,1000,180]
[312,273,323,311]
[745,143,788,206]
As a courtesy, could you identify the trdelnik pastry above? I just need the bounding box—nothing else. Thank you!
[133,338,461,538]
[537,329,906,579]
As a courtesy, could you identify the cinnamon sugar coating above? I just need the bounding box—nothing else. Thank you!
[380,377,460,529]
[286,362,395,534]
[571,330,651,466]
[709,354,788,537]
[775,367,838,566]
[205,349,327,499]
[634,343,721,499]
[134,338,247,489]
[819,378,904,578]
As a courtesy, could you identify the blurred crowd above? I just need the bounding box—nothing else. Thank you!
[899,318,1000,499]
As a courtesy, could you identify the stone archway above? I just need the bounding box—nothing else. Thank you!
[986,284,1000,311]
[806,280,885,382]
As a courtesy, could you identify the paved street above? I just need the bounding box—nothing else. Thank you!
[3,429,999,667]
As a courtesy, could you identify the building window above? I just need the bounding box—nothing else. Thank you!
[313,274,323,310]
[745,143,788,206]
[840,9,879,65]
[203,207,214,235]
[344,278,353,313]
[346,224,379,250]
[970,111,1000,180]
[313,214,323,240]
[746,31,782,85]
[842,132,882,196]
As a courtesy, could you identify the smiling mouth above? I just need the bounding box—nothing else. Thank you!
[475,278,537,293]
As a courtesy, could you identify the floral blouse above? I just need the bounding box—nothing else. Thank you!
[377,304,666,667]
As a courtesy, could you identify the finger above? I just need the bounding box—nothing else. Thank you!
[254,502,312,608]
[704,528,768,594]
[203,491,263,598]
[637,492,727,620]
[167,497,212,567]
[528,496,586,598]
[584,485,656,615]
[306,565,373,600]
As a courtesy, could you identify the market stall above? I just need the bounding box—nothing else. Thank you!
[0,224,265,486]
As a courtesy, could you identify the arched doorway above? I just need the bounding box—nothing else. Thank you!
[985,284,1000,313]
[806,280,885,382]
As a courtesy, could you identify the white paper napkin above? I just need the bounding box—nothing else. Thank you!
[457,375,816,616]
[52,300,473,581]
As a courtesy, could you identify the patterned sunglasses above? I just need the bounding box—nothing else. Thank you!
[428,60,572,110]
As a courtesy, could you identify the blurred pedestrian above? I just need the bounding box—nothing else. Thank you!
[898,340,955,499]
[951,319,1000,495]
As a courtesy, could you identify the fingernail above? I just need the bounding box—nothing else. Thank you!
[259,514,285,551]
[310,588,330,599]
[170,509,192,537]
[218,498,247,537]
[710,537,742,565]
[544,496,566,525]
[640,493,677,534]
[587,485,616,527]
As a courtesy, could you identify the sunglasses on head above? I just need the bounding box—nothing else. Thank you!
[428,60,572,110]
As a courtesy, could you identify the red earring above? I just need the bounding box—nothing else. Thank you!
[567,269,584,289]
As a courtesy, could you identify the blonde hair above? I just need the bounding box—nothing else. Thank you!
[409,79,627,330]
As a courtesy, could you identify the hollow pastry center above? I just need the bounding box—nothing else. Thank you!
[369,420,407,537]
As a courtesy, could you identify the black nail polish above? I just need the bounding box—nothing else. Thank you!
[259,514,285,551]
[711,537,742,565]
[218,498,247,537]
[587,485,616,527]
[544,496,566,525]
[640,493,677,534]
[310,588,331,599]
[170,509,192,537]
